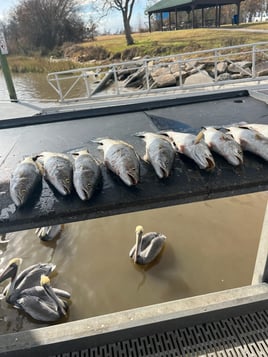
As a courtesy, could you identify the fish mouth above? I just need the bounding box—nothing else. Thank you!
[206,157,215,170]
[79,187,93,201]
[234,155,243,166]
[159,166,170,178]
[127,173,139,185]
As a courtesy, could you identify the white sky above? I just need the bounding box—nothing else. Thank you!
[0,0,149,34]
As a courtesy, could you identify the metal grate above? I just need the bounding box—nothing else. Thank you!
[50,309,268,357]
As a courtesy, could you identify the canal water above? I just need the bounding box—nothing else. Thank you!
[0,70,268,335]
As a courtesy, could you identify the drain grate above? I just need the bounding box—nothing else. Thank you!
[51,309,268,357]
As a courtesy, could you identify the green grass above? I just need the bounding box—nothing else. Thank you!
[6,22,268,73]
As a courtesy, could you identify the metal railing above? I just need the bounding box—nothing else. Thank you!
[47,41,268,103]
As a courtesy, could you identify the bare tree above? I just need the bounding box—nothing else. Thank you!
[6,0,85,53]
[100,0,136,45]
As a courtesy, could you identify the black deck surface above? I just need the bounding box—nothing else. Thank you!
[0,91,268,234]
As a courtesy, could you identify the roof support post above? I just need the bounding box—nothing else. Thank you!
[161,11,163,31]
[191,4,195,28]
[218,5,222,27]
[237,1,241,25]
[175,9,178,29]
[202,8,205,27]
[148,13,151,32]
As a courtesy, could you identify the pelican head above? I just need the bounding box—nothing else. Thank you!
[135,225,144,235]
[40,274,68,318]
[0,258,22,283]
[40,274,50,286]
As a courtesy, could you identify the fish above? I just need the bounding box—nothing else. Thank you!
[9,156,42,207]
[202,127,243,166]
[95,138,140,186]
[161,130,215,170]
[136,132,175,178]
[226,126,268,161]
[72,149,102,201]
[36,152,73,195]
[238,123,268,138]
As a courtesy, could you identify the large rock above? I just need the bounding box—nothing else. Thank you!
[255,61,268,76]
[228,61,252,73]
[151,67,170,79]
[217,61,228,74]
[184,70,213,85]
[152,73,176,88]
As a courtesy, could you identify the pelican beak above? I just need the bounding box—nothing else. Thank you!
[0,260,20,283]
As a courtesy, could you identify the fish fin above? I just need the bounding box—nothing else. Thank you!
[134,132,146,138]
[194,130,204,144]
[255,132,266,140]
[91,137,109,144]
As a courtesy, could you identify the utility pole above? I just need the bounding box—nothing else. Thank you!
[0,31,17,102]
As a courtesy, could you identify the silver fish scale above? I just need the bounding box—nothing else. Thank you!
[73,154,101,200]
[10,161,41,206]
[147,138,174,166]
[49,309,268,357]
[44,156,72,180]
[105,144,139,176]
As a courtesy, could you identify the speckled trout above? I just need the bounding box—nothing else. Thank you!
[226,126,268,161]
[202,127,243,166]
[136,132,175,178]
[161,130,215,170]
[37,152,73,195]
[72,149,102,201]
[95,138,140,186]
[10,156,42,207]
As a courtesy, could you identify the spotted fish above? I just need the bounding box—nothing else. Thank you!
[95,138,140,186]
[161,130,215,170]
[238,123,268,139]
[136,132,175,178]
[72,149,102,201]
[202,127,243,166]
[10,157,42,207]
[37,152,73,195]
[226,126,268,161]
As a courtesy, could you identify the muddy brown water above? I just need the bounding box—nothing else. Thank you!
[0,191,267,335]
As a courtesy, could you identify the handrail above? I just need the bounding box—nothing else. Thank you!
[47,41,268,103]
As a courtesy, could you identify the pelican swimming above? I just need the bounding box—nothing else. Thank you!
[35,225,63,241]
[15,275,70,322]
[129,225,166,265]
[0,258,55,305]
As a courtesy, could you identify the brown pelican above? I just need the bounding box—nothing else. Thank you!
[0,258,55,305]
[129,225,166,265]
[15,275,70,322]
[35,225,63,241]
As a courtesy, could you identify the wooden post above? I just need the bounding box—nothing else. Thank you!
[0,32,17,102]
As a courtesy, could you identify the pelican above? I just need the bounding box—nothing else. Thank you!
[129,225,166,265]
[0,258,55,305]
[15,275,70,322]
[35,225,63,241]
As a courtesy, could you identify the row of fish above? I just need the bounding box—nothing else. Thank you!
[0,225,166,322]
[9,123,268,207]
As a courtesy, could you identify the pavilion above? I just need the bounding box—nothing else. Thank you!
[146,0,245,32]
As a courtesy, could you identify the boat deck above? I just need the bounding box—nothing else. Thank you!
[1,88,268,356]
